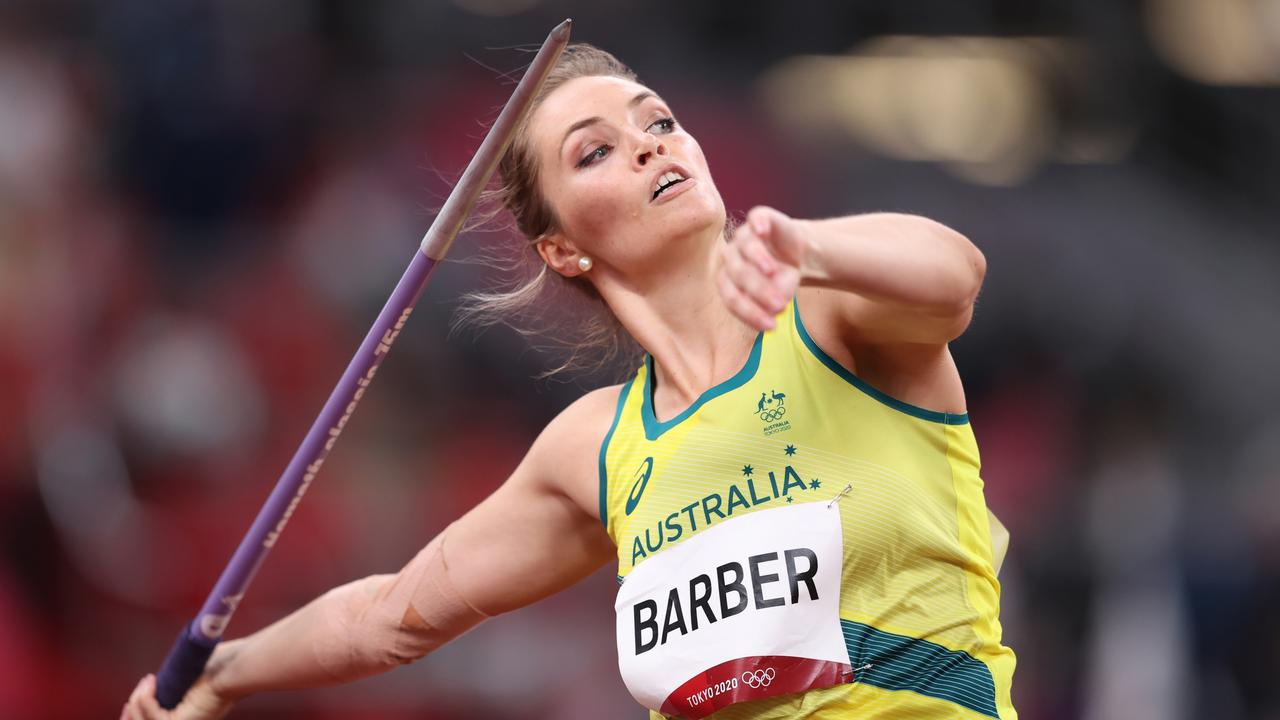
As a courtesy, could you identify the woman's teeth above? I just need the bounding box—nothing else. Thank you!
[652,171,687,199]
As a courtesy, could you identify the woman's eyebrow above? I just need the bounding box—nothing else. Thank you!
[561,116,604,152]
[628,91,656,108]
[559,91,661,153]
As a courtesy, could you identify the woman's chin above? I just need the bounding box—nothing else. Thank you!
[652,188,724,235]
[643,210,727,266]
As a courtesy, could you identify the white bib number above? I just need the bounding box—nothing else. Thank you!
[615,501,850,718]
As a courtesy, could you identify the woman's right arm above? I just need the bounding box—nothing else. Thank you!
[123,385,621,720]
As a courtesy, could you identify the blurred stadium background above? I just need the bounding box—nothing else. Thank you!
[1,1,1279,718]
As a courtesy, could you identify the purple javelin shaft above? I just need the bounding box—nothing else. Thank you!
[154,19,572,709]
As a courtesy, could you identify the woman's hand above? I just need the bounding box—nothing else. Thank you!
[121,674,234,720]
[717,206,810,331]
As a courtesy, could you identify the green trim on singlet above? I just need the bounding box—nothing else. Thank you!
[792,298,970,425]
[842,619,999,718]
[640,332,764,441]
[598,379,635,531]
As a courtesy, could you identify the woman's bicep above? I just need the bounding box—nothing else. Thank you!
[443,468,615,615]
[438,385,622,616]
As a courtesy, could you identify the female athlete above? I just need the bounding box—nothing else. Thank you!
[124,44,1016,720]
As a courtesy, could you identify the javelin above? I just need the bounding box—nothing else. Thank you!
[152,19,573,709]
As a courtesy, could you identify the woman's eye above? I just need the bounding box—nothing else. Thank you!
[649,117,677,133]
[577,144,611,168]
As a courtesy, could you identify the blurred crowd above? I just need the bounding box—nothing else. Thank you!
[1,1,1278,719]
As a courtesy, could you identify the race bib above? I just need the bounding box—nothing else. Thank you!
[615,501,851,719]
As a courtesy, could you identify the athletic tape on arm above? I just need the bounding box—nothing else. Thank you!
[313,527,489,679]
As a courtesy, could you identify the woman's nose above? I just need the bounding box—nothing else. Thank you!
[633,133,668,167]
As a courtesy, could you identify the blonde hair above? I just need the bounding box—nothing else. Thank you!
[454,44,644,379]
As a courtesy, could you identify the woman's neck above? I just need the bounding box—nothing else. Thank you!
[597,237,757,409]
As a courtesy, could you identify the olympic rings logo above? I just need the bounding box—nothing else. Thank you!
[759,406,786,423]
[741,668,776,689]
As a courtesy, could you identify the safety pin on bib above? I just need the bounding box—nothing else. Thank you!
[827,483,853,509]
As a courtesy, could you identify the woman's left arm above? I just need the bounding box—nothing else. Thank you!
[717,206,986,344]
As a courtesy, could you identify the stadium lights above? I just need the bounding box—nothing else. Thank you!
[1146,0,1280,86]
[758,36,1135,186]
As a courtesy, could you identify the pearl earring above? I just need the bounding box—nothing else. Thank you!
[577,256,593,272]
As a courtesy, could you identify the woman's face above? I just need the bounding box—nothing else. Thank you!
[526,75,726,280]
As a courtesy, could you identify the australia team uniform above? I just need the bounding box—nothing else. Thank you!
[599,299,1018,719]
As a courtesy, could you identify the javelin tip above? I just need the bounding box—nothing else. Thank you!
[552,18,573,40]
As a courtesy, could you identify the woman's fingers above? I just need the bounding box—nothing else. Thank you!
[746,205,775,237]
[717,260,774,331]
[123,675,162,720]
[739,231,778,276]
[123,676,146,720]
[123,672,232,720]
[137,675,172,719]
[745,205,807,267]
[124,676,152,712]
[721,233,791,317]
[721,208,810,330]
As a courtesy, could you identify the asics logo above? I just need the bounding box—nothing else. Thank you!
[741,667,776,689]
[624,457,654,516]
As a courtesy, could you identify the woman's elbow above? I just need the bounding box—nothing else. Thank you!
[916,218,985,338]
[958,237,986,310]
[918,217,985,314]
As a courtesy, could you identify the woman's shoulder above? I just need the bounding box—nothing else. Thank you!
[527,381,627,471]
[522,383,628,506]
[547,383,627,441]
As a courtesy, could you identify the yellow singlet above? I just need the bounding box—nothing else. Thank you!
[600,299,1018,719]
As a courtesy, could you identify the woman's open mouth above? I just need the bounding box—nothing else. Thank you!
[652,170,688,201]
[650,165,696,205]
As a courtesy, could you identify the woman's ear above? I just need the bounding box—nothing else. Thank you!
[535,232,590,277]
